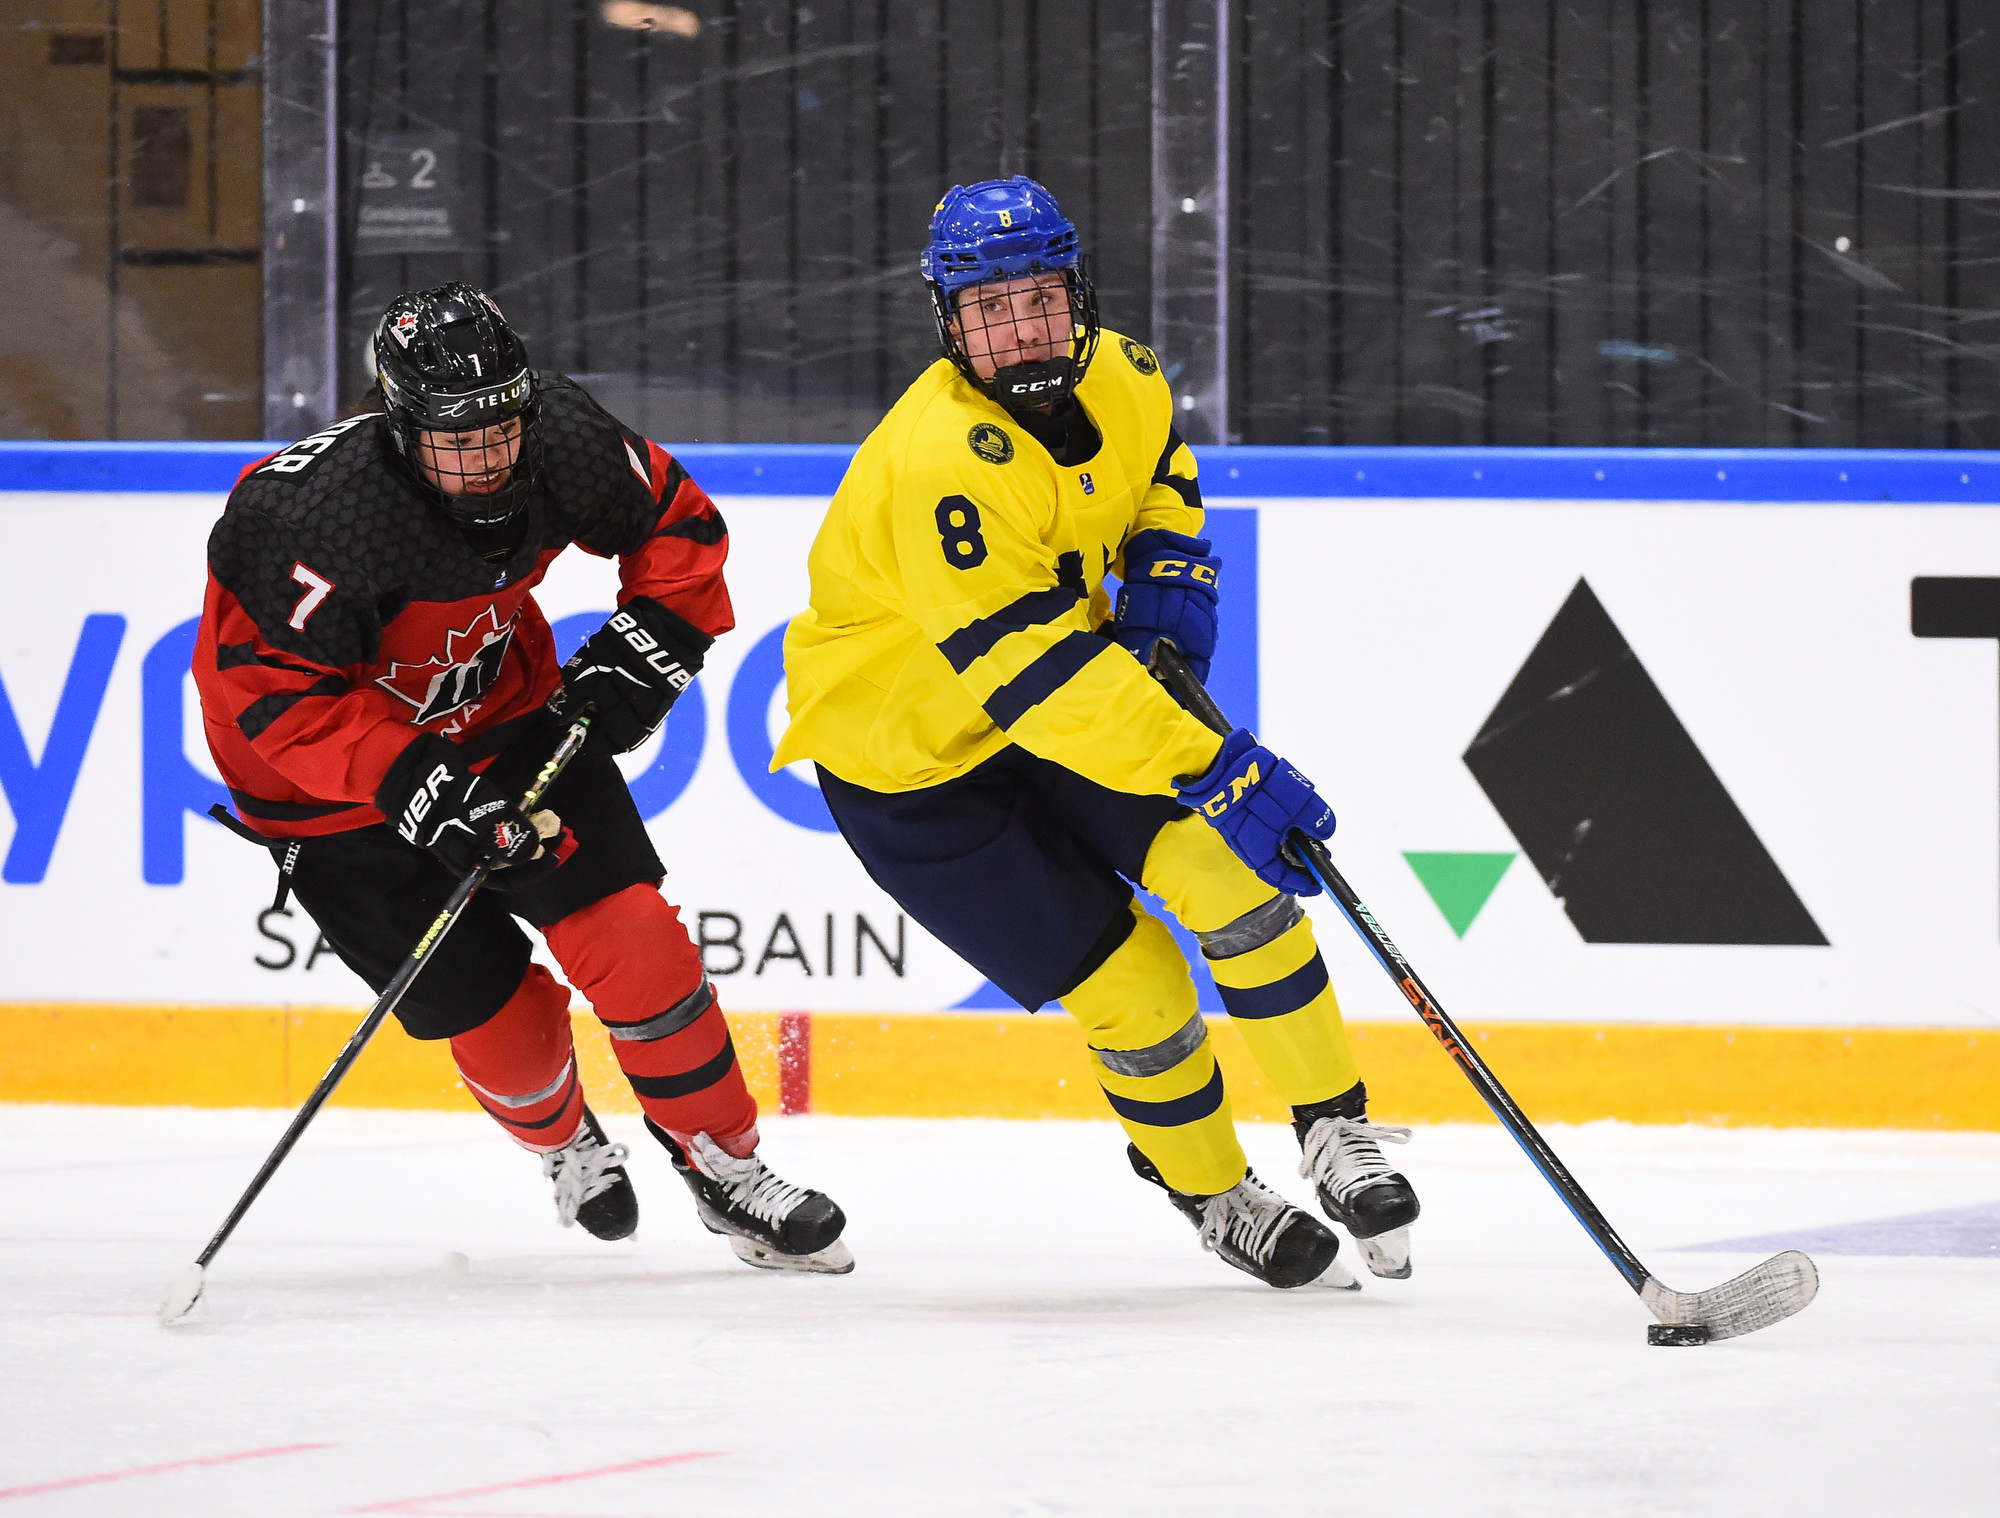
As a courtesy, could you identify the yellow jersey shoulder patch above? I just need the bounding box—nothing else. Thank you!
[967,422,1015,465]
[1119,337,1159,375]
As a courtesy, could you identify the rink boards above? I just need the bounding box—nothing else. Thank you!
[2,443,1998,1127]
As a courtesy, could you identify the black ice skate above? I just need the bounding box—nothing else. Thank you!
[649,1119,854,1275]
[1293,1083,1420,1279]
[542,1107,639,1241]
[1128,1144,1358,1290]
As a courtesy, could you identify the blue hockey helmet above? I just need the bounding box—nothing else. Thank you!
[922,176,1099,406]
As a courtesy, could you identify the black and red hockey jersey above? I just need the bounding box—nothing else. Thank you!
[194,374,733,840]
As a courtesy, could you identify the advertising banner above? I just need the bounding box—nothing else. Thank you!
[2,461,1997,1029]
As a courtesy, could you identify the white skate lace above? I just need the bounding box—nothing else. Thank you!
[1299,1115,1413,1206]
[1197,1172,1296,1266]
[691,1133,811,1227]
[542,1126,629,1227]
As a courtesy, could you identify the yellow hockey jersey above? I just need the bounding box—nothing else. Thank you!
[774,329,1226,795]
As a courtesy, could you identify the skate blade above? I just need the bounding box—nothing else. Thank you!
[726,1234,856,1275]
[1314,1254,1362,1291]
[158,1262,205,1325]
[1357,1227,1412,1280]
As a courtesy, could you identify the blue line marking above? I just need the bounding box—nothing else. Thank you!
[1686,1200,2000,1259]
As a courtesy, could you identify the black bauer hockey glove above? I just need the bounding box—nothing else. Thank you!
[556,596,712,755]
[376,733,571,891]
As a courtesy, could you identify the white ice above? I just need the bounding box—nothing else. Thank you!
[2,1105,1995,1516]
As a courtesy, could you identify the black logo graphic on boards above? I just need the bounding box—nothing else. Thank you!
[1463,578,1826,945]
[1912,577,2000,641]
[1912,576,2000,937]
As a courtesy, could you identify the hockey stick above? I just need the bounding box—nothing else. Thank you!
[157,707,596,1325]
[1151,644,1817,1344]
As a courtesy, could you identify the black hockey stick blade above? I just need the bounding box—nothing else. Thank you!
[1147,644,1820,1344]
[157,708,595,1326]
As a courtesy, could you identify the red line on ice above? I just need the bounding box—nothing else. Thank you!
[352,1452,721,1513]
[0,1442,332,1501]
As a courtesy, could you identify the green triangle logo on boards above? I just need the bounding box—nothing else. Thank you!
[1402,852,1516,937]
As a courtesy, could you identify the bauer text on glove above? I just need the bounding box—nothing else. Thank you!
[1173,727,1335,898]
[376,733,568,890]
[556,595,713,753]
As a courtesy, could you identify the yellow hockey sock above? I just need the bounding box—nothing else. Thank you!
[1142,814,1363,1108]
[1060,901,1246,1197]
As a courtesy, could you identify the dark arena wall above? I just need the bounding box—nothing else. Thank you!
[331,0,1996,447]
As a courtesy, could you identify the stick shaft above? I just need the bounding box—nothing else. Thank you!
[1153,647,1652,1294]
[190,711,593,1271]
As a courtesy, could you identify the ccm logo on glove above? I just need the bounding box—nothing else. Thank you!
[1111,528,1222,684]
[1193,756,1264,817]
[1174,727,1337,898]
[1146,557,1219,587]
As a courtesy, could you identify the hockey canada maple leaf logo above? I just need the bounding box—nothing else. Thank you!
[377,606,516,725]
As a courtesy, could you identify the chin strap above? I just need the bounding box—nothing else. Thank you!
[989,356,1078,406]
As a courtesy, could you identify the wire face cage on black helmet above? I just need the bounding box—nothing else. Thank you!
[921,177,1101,409]
[373,283,542,530]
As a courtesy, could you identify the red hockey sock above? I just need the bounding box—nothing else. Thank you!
[543,884,759,1155]
[448,964,583,1152]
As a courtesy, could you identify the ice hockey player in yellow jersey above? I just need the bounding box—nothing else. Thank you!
[775,177,1420,1289]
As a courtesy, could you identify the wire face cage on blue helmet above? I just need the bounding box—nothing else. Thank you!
[374,282,542,530]
[922,177,1100,408]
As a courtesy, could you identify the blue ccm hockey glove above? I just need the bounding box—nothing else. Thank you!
[1174,727,1336,897]
[1112,529,1221,682]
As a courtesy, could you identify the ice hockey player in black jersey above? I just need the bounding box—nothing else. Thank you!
[777,178,1420,1289]
[194,282,851,1273]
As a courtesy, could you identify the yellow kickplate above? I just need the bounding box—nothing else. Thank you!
[0,1003,782,1116]
[1,1003,1995,1131]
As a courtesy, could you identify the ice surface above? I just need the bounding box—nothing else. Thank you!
[2,1106,1996,1516]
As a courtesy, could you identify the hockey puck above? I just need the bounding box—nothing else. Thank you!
[1647,1323,1711,1347]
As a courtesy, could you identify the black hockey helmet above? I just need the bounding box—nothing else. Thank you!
[373,283,541,528]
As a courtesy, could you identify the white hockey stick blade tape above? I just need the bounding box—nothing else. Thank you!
[158,1262,206,1326]
[1639,1250,1818,1341]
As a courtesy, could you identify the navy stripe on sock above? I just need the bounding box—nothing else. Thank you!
[1101,1063,1225,1128]
[1215,955,1330,1021]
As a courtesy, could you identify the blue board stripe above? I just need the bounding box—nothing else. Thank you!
[1190,446,2000,503]
[3,440,1996,502]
